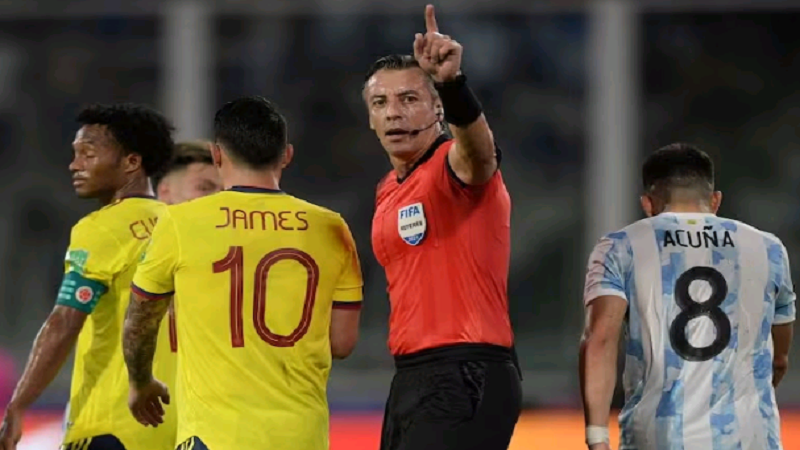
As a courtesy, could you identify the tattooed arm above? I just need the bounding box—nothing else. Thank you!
[123,291,172,427]
[123,292,170,388]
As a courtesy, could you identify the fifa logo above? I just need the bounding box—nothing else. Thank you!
[399,205,422,219]
[397,203,427,246]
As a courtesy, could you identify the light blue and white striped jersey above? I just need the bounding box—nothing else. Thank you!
[584,212,796,450]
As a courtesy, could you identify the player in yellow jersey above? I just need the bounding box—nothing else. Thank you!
[153,139,223,354]
[149,140,222,437]
[0,104,177,450]
[155,141,222,205]
[122,96,363,450]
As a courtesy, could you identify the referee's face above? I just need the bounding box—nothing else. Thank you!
[365,68,440,160]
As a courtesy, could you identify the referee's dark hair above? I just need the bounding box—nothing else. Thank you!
[153,141,213,188]
[214,96,287,169]
[363,54,437,99]
[642,143,715,202]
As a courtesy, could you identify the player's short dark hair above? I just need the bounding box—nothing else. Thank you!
[214,96,287,169]
[363,54,436,97]
[76,103,175,177]
[152,141,214,188]
[642,143,715,199]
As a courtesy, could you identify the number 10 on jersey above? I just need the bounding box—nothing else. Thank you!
[213,246,320,348]
[165,246,319,352]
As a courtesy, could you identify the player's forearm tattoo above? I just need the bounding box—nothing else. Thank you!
[123,295,170,388]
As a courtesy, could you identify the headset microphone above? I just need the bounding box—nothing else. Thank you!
[408,112,444,136]
[408,121,438,136]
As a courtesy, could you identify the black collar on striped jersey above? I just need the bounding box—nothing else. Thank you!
[228,185,283,194]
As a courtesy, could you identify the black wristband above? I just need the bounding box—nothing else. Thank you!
[434,73,483,127]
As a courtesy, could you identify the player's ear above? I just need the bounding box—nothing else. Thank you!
[710,191,722,213]
[211,143,223,169]
[123,152,143,174]
[640,195,654,218]
[280,144,294,169]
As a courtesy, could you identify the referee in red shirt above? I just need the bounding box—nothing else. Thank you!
[364,5,522,450]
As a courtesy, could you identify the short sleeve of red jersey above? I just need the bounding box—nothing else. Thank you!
[433,139,503,195]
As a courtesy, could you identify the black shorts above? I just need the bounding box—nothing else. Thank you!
[380,344,523,450]
[63,434,126,450]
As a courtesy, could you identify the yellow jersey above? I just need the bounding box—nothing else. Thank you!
[131,186,363,450]
[59,196,177,450]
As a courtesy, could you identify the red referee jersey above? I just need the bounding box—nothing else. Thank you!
[372,135,514,356]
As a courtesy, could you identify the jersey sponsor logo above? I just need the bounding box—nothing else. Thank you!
[398,202,426,246]
[65,249,89,274]
[75,286,94,304]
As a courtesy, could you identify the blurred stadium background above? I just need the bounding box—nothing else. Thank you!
[2,0,800,448]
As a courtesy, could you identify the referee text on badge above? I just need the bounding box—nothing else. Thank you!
[398,202,427,246]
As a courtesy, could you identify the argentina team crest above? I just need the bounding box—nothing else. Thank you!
[398,202,427,246]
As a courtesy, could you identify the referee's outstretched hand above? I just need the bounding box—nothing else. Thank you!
[413,4,463,83]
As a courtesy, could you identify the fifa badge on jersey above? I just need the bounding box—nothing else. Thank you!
[398,202,427,246]
[66,249,89,274]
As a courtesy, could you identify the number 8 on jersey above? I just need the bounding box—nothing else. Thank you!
[669,266,731,362]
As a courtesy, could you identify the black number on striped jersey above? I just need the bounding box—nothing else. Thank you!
[669,266,731,362]
[213,246,319,348]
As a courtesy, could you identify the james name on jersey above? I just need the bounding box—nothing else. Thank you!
[215,206,309,230]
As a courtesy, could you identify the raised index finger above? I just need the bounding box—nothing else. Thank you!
[425,4,438,33]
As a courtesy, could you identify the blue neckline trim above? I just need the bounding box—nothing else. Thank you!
[228,185,283,194]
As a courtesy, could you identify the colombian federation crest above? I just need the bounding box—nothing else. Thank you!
[75,286,94,304]
[398,202,427,246]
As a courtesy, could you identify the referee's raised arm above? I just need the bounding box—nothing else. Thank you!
[363,5,521,450]
[414,4,498,186]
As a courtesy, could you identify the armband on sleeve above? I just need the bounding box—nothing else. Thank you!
[56,271,108,314]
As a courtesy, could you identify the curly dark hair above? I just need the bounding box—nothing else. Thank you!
[76,103,175,177]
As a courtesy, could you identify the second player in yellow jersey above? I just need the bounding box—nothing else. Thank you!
[0,103,177,450]
[122,96,363,450]
[62,196,177,450]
